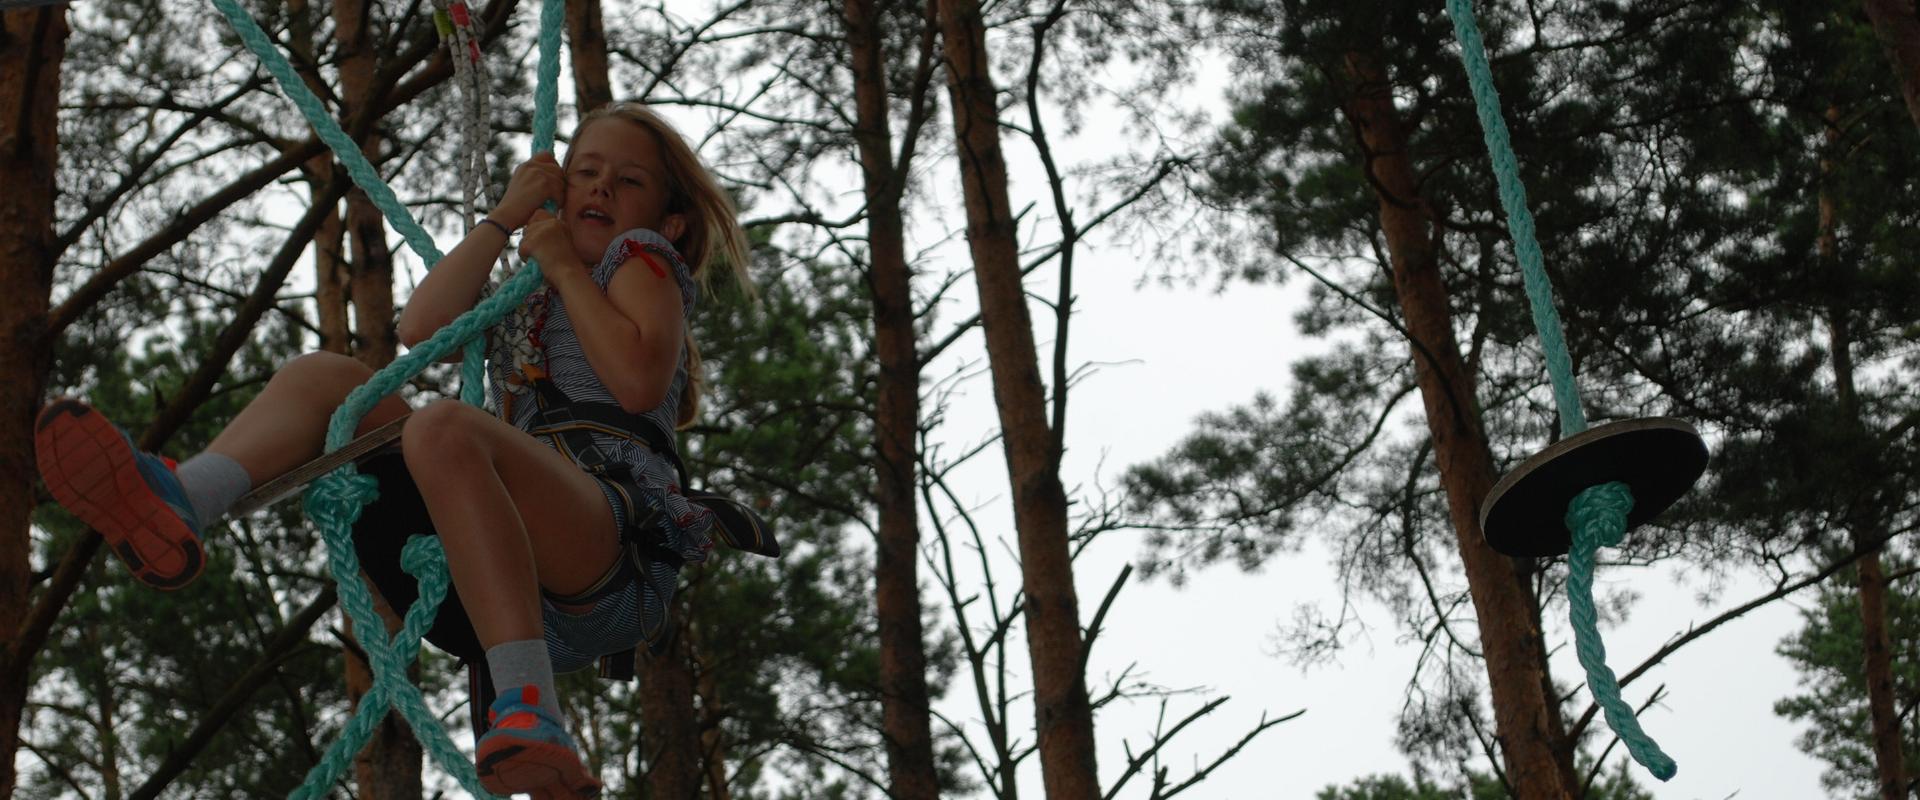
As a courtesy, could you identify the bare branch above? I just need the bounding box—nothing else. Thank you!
[1079,564,1131,674]
[1154,708,1302,800]
[126,587,338,800]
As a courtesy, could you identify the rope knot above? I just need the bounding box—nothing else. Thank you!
[1566,481,1634,550]
[305,472,380,531]
[400,535,447,579]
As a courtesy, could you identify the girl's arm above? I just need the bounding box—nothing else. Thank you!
[397,154,564,362]
[518,212,684,414]
[395,223,511,363]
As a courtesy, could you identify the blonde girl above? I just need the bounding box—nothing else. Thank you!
[35,101,749,799]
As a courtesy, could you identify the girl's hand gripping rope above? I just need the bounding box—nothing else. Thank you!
[519,210,590,291]
[495,152,565,230]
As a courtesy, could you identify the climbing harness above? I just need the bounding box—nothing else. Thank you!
[521,373,780,674]
[1445,0,1708,781]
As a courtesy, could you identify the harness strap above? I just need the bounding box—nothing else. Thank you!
[520,377,684,681]
[514,375,779,681]
[525,376,690,487]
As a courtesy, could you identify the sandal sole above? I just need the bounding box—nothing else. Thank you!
[35,399,204,590]
[477,737,602,799]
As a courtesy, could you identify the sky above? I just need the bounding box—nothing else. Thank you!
[18,1,1850,798]
[928,266,1829,800]
[829,21,1838,800]
[390,3,1840,796]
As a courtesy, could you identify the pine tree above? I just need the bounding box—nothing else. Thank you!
[935,0,1103,793]
[1123,0,1856,793]
[1777,574,1920,800]
[841,0,945,793]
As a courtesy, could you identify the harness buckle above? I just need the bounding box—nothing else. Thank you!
[574,442,609,470]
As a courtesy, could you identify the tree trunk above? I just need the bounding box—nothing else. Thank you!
[935,0,1099,797]
[1819,102,1908,800]
[338,0,397,369]
[315,199,352,354]
[1855,548,1906,800]
[287,0,350,354]
[690,622,732,800]
[345,192,397,367]
[0,7,69,798]
[1530,575,1585,797]
[1339,48,1571,800]
[1862,0,1920,135]
[642,597,702,799]
[565,0,613,114]
[845,0,940,797]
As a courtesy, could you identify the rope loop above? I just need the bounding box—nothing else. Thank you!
[394,537,452,661]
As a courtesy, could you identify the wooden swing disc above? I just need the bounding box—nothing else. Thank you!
[1479,416,1708,558]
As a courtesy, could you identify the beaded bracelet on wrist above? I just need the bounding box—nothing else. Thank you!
[477,217,512,237]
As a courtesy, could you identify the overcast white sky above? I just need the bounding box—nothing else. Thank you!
[810,19,1835,800]
[377,2,1837,796]
[940,265,1828,799]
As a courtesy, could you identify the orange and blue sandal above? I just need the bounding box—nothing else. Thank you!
[477,686,603,799]
[34,398,205,590]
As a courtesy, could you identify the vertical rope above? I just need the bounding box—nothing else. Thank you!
[1441,0,1585,439]
[1443,0,1677,781]
[204,0,567,795]
[532,0,564,156]
[434,0,501,405]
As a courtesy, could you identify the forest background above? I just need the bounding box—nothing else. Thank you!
[1,0,1916,798]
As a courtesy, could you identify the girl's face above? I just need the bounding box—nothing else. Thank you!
[562,117,680,264]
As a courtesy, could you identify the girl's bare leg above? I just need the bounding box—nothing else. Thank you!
[401,399,612,799]
[204,351,414,486]
[399,398,619,648]
[34,350,416,589]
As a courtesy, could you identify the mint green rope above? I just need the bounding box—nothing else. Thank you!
[1444,0,1676,781]
[205,0,497,404]
[207,0,444,268]
[207,0,569,795]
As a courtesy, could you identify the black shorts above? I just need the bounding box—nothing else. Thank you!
[349,451,643,668]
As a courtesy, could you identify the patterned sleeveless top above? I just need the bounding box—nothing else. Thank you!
[482,228,716,566]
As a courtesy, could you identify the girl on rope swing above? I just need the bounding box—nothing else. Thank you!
[35,101,751,798]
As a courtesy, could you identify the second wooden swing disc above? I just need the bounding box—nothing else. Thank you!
[1480,417,1708,558]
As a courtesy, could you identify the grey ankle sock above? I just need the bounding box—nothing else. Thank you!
[486,639,562,720]
[174,452,253,531]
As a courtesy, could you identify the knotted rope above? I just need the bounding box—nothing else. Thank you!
[206,0,569,794]
[1443,0,1677,780]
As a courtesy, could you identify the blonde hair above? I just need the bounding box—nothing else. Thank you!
[567,102,751,429]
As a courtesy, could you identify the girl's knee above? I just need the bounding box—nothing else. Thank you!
[280,351,374,388]
[402,399,486,460]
